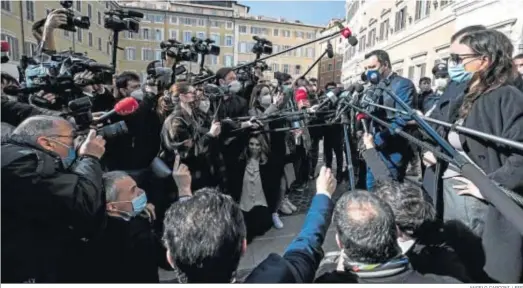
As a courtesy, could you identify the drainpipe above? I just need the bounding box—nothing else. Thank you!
[19,1,26,56]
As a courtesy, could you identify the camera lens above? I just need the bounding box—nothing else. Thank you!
[73,16,91,29]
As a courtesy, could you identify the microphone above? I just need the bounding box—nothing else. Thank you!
[294,86,309,110]
[314,89,338,111]
[332,21,358,46]
[327,42,334,59]
[356,112,369,134]
[94,97,139,123]
[125,10,144,18]
[1,40,9,63]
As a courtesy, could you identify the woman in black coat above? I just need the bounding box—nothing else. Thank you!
[423,29,523,283]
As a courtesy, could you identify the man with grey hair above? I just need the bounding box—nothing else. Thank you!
[2,115,106,283]
[87,170,169,283]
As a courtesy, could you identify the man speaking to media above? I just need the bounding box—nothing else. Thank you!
[362,50,417,190]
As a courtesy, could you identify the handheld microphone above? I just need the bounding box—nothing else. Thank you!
[294,86,309,109]
[332,21,358,46]
[314,90,338,111]
[327,42,334,59]
[1,40,9,64]
[94,97,139,123]
[356,112,369,134]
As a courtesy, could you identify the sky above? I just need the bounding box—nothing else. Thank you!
[238,1,346,26]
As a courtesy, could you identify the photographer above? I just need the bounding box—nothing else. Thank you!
[2,116,106,283]
[32,8,70,52]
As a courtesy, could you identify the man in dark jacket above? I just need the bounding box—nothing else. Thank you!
[1,116,106,283]
[314,190,460,284]
[87,171,170,283]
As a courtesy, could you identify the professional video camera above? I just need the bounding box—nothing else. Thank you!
[252,36,273,57]
[160,39,198,63]
[55,1,90,32]
[104,9,143,33]
[191,37,220,56]
[145,60,187,91]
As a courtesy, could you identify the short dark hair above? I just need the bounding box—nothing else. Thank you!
[325,82,337,89]
[375,182,435,238]
[163,188,246,283]
[334,190,400,264]
[450,25,486,43]
[419,77,431,85]
[1,72,19,86]
[514,53,523,60]
[115,71,140,89]
[364,50,391,68]
[215,67,234,85]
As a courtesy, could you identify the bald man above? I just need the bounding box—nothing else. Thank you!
[2,115,106,283]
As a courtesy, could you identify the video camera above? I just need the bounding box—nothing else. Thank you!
[104,9,143,33]
[252,36,273,56]
[191,37,220,56]
[145,60,187,91]
[160,39,198,62]
[56,1,90,32]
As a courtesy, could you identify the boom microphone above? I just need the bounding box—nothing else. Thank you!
[332,21,358,46]
[1,40,9,63]
[94,97,139,123]
[327,42,334,59]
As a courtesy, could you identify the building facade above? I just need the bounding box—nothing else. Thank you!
[1,0,323,82]
[317,19,345,88]
[341,0,523,87]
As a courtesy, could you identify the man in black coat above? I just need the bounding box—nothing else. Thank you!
[1,116,106,283]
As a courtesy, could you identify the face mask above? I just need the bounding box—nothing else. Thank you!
[518,67,523,75]
[198,99,210,113]
[260,94,272,107]
[448,63,473,83]
[434,78,448,90]
[366,69,380,85]
[50,139,77,169]
[131,192,147,215]
[227,80,242,94]
[188,100,199,110]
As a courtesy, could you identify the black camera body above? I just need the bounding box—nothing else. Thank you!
[57,1,90,32]
[161,39,198,62]
[252,36,273,56]
[191,37,220,56]
[104,9,142,33]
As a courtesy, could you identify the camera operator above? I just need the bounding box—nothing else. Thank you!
[2,116,106,283]
[32,8,70,52]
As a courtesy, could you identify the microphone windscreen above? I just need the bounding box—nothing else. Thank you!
[294,87,308,103]
[356,112,368,121]
[325,91,338,103]
[0,41,9,53]
[114,97,139,115]
[348,36,358,47]
[354,83,364,93]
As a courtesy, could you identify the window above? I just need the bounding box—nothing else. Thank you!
[142,48,154,61]
[210,34,220,46]
[127,31,134,39]
[145,14,154,22]
[408,66,415,79]
[88,32,93,46]
[273,29,279,37]
[183,31,192,43]
[367,28,376,48]
[283,64,290,74]
[294,47,302,57]
[1,1,11,12]
[1,34,19,61]
[395,6,407,32]
[182,17,196,26]
[396,68,403,76]
[225,35,233,46]
[64,30,70,38]
[155,49,162,61]
[306,48,315,58]
[170,30,178,40]
[87,4,92,19]
[251,27,268,35]
[379,19,389,41]
[155,15,164,23]
[327,63,333,71]
[98,37,102,51]
[239,25,247,34]
[75,0,81,12]
[419,63,426,78]
[415,0,431,20]
[210,55,219,65]
[23,42,37,56]
[143,28,150,40]
[282,45,292,56]
[306,32,315,39]
[440,0,450,7]
[126,48,136,60]
[224,55,233,67]
[26,1,35,21]
[295,31,304,39]
[295,65,301,75]
[336,61,342,70]
[170,16,178,24]
[209,20,221,28]
[198,18,205,27]
[273,45,279,53]
[282,30,291,37]
[359,35,366,52]
[238,42,247,53]
[97,11,102,25]
[77,29,83,43]
[272,63,279,72]
[226,21,233,29]
[197,31,205,39]
[155,29,163,41]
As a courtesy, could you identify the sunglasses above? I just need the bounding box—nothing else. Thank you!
[449,53,480,65]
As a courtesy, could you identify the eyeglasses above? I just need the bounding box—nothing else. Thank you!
[449,53,480,65]
[47,132,78,139]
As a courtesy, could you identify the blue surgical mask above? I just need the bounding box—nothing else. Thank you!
[366,70,381,85]
[49,139,77,169]
[110,192,148,221]
[448,64,473,83]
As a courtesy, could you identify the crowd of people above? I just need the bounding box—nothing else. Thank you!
[2,10,523,284]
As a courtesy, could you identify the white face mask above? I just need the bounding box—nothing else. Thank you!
[198,99,210,113]
[227,80,242,94]
[434,78,449,90]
